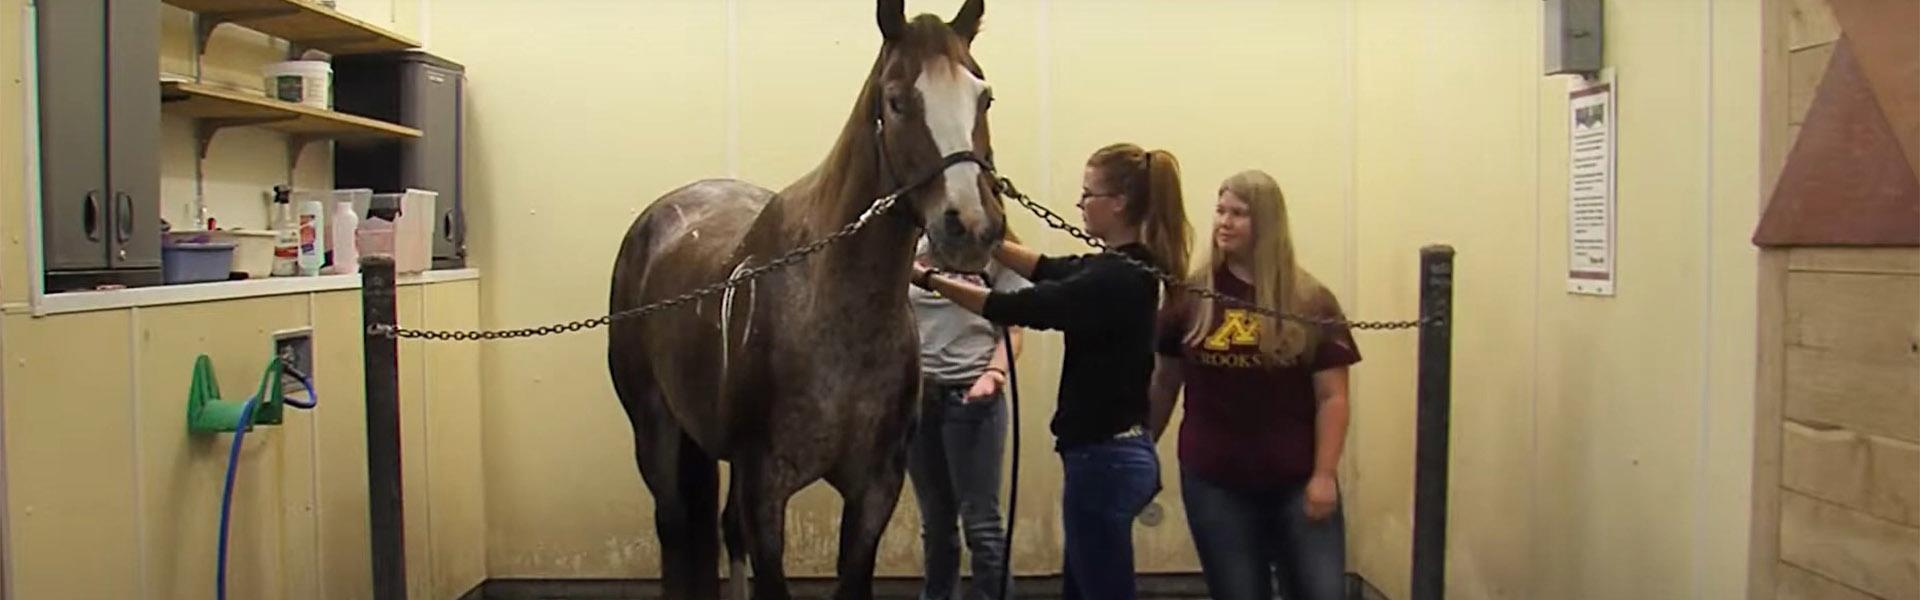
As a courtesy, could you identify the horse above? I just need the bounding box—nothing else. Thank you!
[606,1,1004,598]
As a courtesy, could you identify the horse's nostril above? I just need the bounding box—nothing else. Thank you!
[943,209,965,235]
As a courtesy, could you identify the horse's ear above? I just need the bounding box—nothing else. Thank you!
[951,0,984,42]
[878,0,906,42]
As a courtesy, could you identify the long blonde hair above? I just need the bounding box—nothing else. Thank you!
[1087,143,1192,290]
[1184,169,1325,361]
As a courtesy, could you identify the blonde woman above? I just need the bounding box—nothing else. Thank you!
[1148,169,1359,600]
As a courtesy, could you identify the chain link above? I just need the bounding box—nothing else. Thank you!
[376,171,1430,341]
[375,193,904,340]
[993,176,1428,331]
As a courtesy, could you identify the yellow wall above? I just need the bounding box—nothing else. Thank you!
[1,0,1775,597]
[1,0,485,598]
[439,0,1767,597]
[1349,1,1763,598]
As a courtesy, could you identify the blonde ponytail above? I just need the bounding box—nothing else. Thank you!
[1085,144,1193,288]
[1139,149,1192,285]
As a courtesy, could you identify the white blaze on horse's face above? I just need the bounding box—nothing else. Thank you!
[914,59,992,257]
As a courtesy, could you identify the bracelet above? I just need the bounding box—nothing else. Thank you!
[983,366,1007,378]
[912,269,936,290]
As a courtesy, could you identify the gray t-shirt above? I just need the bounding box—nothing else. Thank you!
[910,261,1031,384]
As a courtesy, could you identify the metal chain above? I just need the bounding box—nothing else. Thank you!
[993,176,1428,331]
[376,171,1430,341]
[376,193,904,340]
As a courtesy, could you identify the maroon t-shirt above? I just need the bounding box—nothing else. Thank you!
[1156,268,1361,491]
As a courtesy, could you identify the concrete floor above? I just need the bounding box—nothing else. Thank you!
[476,576,1204,599]
[473,573,1387,599]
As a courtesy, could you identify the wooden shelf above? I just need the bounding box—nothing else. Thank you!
[163,0,420,56]
[162,80,421,140]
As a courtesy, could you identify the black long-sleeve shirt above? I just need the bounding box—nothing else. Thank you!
[982,243,1160,449]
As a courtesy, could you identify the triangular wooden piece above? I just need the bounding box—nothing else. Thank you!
[1755,39,1920,247]
[1827,0,1920,178]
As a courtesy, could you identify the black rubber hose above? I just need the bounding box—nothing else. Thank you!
[998,325,1019,600]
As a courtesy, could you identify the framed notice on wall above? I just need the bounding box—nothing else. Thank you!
[1567,70,1616,296]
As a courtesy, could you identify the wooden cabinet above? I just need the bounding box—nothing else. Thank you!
[37,0,164,291]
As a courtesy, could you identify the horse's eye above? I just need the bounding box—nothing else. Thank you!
[888,95,910,115]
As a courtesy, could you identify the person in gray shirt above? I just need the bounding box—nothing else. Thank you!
[908,234,1029,600]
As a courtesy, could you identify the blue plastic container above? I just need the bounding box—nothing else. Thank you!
[162,242,237,284]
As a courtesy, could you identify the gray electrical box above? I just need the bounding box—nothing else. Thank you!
[1544,0,1603,76]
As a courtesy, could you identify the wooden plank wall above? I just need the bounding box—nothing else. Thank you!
[1760,2,1920,599]
[1773,248,1920,600]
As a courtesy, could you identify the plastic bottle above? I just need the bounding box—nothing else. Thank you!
[270,186,299,277]
[296,193,327,276]
[328,200,359,274]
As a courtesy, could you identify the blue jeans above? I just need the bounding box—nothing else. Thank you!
[1180,470,1347,600]
[1059,435,1159,600]
[909,380,1011,600]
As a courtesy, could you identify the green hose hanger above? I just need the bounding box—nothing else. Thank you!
[187,355,287,434]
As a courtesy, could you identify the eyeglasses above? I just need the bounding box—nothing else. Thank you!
[1077,190,1121,208]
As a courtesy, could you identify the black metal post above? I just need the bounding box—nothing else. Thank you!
[360,256,408,600]
[1411,245,1454,600]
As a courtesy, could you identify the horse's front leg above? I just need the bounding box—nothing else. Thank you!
[829,435,910,600]
[737,451,803,600]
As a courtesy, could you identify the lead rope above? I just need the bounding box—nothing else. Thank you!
[998,324,1020,600]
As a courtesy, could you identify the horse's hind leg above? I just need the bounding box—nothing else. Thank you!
[828,442,909,600]
[617,375,721,599]
[722,483,748,600]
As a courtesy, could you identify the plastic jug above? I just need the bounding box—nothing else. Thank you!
[328,201,360,274]
[295,193,327,276]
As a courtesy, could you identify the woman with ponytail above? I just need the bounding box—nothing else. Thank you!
[1148,169,1358,600]
[913,143,1191,600]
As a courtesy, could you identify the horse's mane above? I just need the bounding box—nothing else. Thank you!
[782,14,979,236]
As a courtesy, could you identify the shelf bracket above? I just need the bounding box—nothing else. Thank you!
[194,8,304,59]
[287,135,328,174]
[196,117,297,160]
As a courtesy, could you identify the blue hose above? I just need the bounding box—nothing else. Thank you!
[282,364,317,409]
[216,397,260,600]
[216,368,319,599]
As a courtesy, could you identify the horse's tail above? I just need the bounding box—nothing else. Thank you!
[608,203,661,419]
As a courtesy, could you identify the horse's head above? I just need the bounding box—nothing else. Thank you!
[874,0,1003,272]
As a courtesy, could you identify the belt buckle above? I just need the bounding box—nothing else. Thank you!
[1112,425,1145,440]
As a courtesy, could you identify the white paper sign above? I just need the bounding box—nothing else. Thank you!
[1568,71,1615,296]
